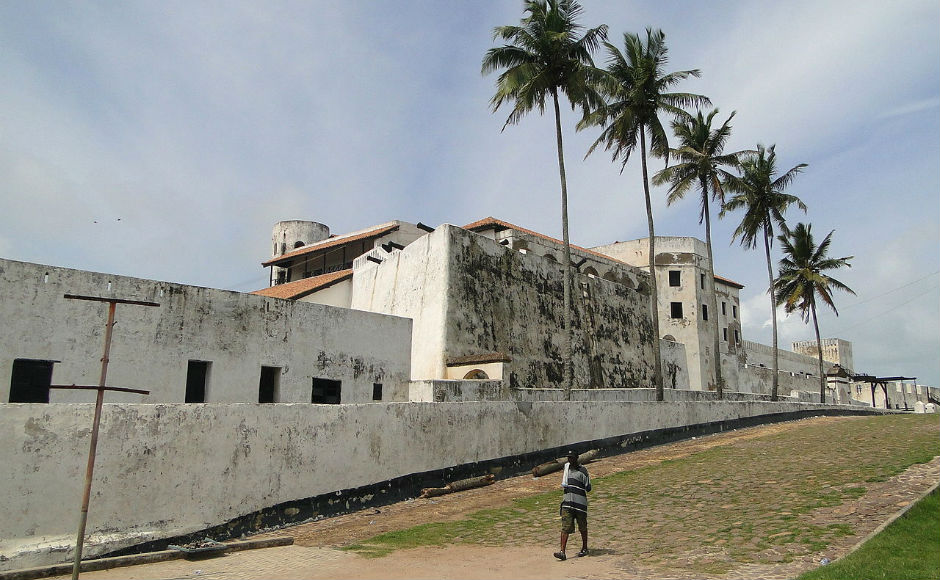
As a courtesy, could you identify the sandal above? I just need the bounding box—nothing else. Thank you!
[553,551,566,561]
[577,548,588,557]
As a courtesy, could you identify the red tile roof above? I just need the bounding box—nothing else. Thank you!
[466,217,743,287]
[251,269,353,300]
[463,217,633,266]
[714,274,744,289]
[262,224,399,267]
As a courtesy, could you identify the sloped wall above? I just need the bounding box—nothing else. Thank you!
[0,399,867,571]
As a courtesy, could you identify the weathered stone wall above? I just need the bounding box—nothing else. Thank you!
[0,399,879,570]
[442,226,657,389]
[0,259,412,404]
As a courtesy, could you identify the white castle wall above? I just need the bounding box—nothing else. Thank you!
[0,398,868,571]
[0,259,412,404]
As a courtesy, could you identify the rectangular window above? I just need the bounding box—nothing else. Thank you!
[669,270,681,287]
[312,378,341,404]
[734,330,740,343]
[258,366,280,403]
[723,328,728,341]
[721,301,727,316]
[372,383,383,401]
[9,359,54,403]
[185,360,211,403]
[700,273,705,289]
[702,304,708,321]
[670,302,683,319]
[732,305,738,319]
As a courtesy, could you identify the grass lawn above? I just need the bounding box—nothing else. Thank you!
[797,487,940,580]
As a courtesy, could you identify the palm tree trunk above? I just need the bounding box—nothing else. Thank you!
[763,227,779,401]
[552,90,574,400]
[811,303,826,404]
[701,178,723,399]
[640,130,664,401]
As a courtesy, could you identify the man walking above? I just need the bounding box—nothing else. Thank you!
[554,450,591,560]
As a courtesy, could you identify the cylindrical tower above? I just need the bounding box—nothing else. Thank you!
[271,220,330,259]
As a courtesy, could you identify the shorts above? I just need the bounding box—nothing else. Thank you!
[560,507,587,533]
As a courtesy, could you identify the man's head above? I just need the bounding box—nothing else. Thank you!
[567,451,579,466]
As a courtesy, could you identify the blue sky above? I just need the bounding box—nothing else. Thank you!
[2,1,938,387]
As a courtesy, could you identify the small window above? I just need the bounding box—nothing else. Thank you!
[464,369,489,379]
[723,328,728,342]
[734,330,740,343]
[721,302,727,316]
[259,366,280,403]
[702,304,708,321]
[9,359,55,403]
[669,270,681,287]
[372,383,383,401]
[732,305,738,319]
[312,378,341,404]
[700,273,705,289]
[185,361,211,403]
[670,302,683,319]
[294,241,305,248]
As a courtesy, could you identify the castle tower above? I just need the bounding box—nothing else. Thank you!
[270,221,330,285]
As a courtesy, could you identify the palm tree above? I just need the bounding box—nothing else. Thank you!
[482,0,607,400]
[652,109,749,398]
[721,144,807,401]
[579,28,709,401]
[774,223,854,404]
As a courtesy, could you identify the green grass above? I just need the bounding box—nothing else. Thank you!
[797,488,940,580]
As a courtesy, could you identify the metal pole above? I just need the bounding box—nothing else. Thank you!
[72,301,116,580]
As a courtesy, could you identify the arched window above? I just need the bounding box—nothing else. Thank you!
[583,266,599,278]
[663,334,677,342]
[463,369,489,380]
[294,241,305,249]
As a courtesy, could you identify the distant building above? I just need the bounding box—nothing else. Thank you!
[793,338,854,372]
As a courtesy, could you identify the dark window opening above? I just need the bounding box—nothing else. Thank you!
[668,270,681,287]
[721,301,727,316]
[464,369,489,379]
[259,366,280,403]
[733,305,738,319]
[294,241,305,248]
[700,273,705,289]
[312,378,341,404]
[723,328,729,341]
[9,359,54,403]
[185,360,211,403]
[670,302,683,319]
[372,383,383,401]
[734,330,740,343]
[702,304,708,320]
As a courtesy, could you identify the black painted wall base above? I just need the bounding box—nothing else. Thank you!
[101,407,884,560]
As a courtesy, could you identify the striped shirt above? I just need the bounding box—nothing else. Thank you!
[561,462,591,513]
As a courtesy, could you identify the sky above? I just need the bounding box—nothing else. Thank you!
[2,1,938,387]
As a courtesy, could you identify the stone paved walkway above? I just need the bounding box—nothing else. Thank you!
[47,415,939,580]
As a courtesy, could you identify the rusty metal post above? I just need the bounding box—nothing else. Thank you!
[72,300,116,580]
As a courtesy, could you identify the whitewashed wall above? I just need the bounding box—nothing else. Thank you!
[0,399,861,570]
[0,259,412,404]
